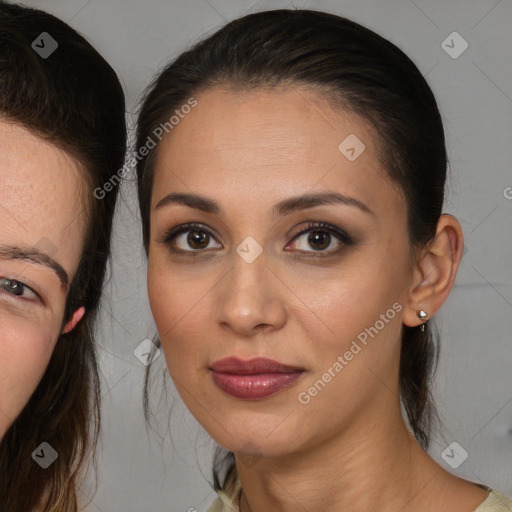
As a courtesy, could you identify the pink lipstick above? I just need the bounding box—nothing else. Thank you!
[209,357,305,400]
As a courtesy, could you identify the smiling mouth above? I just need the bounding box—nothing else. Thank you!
[209,357,305,400]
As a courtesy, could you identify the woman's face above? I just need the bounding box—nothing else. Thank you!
[148,87,417,457]
[0,121,86,439]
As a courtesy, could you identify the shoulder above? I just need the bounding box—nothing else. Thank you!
[206,474,242,512]
[475,488,512,512]
[206,496,227,512]
[206,494,239,512]
[206,483,512,512]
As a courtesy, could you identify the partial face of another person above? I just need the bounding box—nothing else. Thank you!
[0,121,86,439]
[148,87,417,457]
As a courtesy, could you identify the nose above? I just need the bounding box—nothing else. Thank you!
[214,248,287,338]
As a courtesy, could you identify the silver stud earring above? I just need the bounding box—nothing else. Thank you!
[417,310,428,331]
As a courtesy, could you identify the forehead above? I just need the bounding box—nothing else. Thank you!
[152,86,401,217]
[0,121,87,277]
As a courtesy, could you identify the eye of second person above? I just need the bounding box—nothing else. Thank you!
[304,230,330,251]
[186,228,211,250]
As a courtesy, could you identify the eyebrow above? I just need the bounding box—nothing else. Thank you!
[0,245,69,287]
[155,191,374,217]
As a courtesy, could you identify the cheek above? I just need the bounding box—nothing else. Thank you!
[0,317,57,438]
[147,258,207,373]
[304,265,405,358]
[291,245,410,414]
[311,234,409,341]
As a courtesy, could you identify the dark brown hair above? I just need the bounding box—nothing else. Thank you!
[0,2,126,510]
[136,8,444,491]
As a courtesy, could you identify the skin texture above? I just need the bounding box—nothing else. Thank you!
[147,87,488,511]
[0,121,86,439]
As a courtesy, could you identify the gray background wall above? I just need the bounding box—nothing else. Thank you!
[18,0,512,511]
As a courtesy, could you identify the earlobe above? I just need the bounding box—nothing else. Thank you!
[402,214,464,328]
[62,306,86,334]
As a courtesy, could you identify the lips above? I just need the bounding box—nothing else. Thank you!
[209,357,305,400]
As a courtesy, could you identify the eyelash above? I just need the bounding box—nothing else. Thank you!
[0,277,40,302]
[159,221,353,258]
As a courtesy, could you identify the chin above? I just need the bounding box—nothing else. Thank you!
[205,411,306,458]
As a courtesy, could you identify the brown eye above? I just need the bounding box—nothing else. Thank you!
[161,223,222,253]
[306,230,331,251]
[286,221,353,255]
[187,229,210,250]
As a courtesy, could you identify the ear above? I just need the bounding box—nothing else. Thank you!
[62,306,86,334]
[402,214,464,328]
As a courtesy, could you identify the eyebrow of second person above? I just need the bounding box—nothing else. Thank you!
[0,245,69,287]
[154,191,374,217]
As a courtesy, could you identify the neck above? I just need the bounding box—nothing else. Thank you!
[236,396,451,512]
